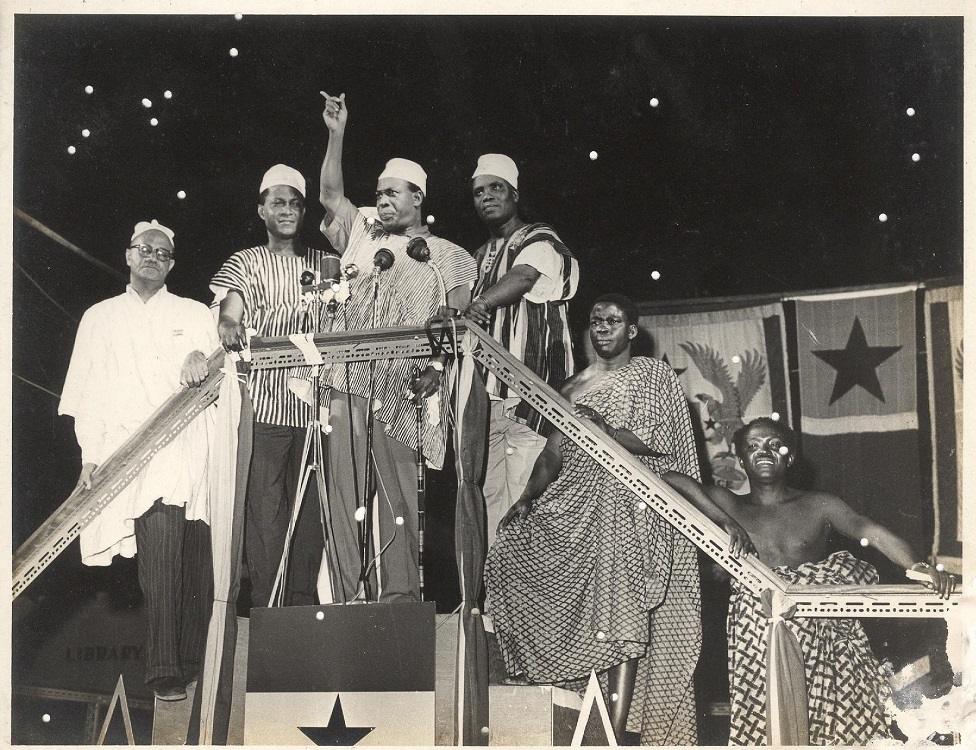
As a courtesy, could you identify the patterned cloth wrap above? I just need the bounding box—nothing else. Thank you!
[728,549,894,745]
[485,356,702,745]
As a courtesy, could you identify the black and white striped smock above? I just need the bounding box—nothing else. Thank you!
[210,245,325,428]
[322,201,478,468]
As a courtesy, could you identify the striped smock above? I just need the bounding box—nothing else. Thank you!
[473,222,579,433]
[321,200,478,468]
[210,245,325,428]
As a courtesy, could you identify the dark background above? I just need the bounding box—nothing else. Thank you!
[11,13,963,744]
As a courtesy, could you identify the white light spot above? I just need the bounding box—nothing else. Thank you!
[595,630,606,640]
[610,692,619,702]
[365,216,375,225]
[395,515,405,526]
[41,714,51,723]
[471,608,481,616]
[315,610,325,621]
[426,214,436,224]
[480,727,490,736]
[150,117,159,127]
[637,501,647,511]
[731,354,741,364]
[177,190,186,200]
[324,424,333,434]
[505,447,515,456]
[84,84,94,94]
[778,446,789,456]
[906,107,916,117]
[936,563,944,572]
[860,537,869,547]
[229,47,239,58]
[234,13,243,20]
[142,97,152,109]
[770,411,780,421]
[354,507,367,522]
[372,399,382,412]
[588,150,598,161]
[81,128,90,138]
[651,270,661,281]
[878,213,888,223]
[911,153,920,162]
[67,145,76,155]
[163,90,173,100]
[649,97,660,108]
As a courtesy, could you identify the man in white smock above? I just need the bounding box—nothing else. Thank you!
[59,219,218,702]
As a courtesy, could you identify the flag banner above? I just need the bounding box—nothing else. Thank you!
[924,285,963,568]
[794,289,925,551]
[638,302,790,492]
[244,602,435,745]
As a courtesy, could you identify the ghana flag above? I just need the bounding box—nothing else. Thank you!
[244,602,435,745]
[793,286,925,552]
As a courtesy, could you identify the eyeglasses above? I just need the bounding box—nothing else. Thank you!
[129,244,174,262]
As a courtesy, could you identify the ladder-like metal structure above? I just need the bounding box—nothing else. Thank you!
[12,323,463,600]
[13,320,959,621]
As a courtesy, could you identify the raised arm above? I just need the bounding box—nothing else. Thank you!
[318,91,348,221]
[823,494,955,598]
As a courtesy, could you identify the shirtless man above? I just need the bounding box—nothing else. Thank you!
[666,416,954,744]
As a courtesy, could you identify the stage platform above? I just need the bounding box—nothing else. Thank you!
[151,610,610,745]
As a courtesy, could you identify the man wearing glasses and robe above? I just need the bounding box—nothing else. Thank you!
[59,219,218,702]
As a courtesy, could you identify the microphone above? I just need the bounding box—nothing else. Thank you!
[373,248,395,273]
[407,236,431,263]
[405,237,449,310]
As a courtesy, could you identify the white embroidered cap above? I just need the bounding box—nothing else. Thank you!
[472,153,519,189]
[259,163,306,197]
[131,219,175,244]
[378,158,428,196]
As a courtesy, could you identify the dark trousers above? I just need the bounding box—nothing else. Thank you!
[245,422,324,608]
[326,392,420,603]
[134,500,213,685]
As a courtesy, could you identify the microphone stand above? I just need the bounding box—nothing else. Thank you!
[357,258,389,601]
[411,368,427,601]
[270,263,342,607]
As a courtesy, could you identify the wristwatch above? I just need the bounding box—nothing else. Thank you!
[428,360,445,373]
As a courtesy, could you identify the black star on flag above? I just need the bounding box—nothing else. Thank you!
[299,696,375,746]
[811,316,901,405]
[661,353,687,377]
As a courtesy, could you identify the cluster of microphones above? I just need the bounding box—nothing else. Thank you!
[299,237,460,316]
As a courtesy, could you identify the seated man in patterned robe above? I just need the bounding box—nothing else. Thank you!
[485,294,754,744]
[687,417,955,745]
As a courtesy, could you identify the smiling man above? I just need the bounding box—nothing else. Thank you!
[210,164,327,609]
[317,92,477,602]
[462,154,579,548]
[59,219,217,701]
[695,417,956,745]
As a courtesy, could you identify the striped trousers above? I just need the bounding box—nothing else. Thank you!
[134,499,213,685]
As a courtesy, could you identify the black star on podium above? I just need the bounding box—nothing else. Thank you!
[299,696,375,746]
[811,316,902,405]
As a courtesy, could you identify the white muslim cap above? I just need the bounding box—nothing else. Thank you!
[131,219,175,244]
[472,153,518,189]
[378,158,428,196]
[259,163,306,197]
